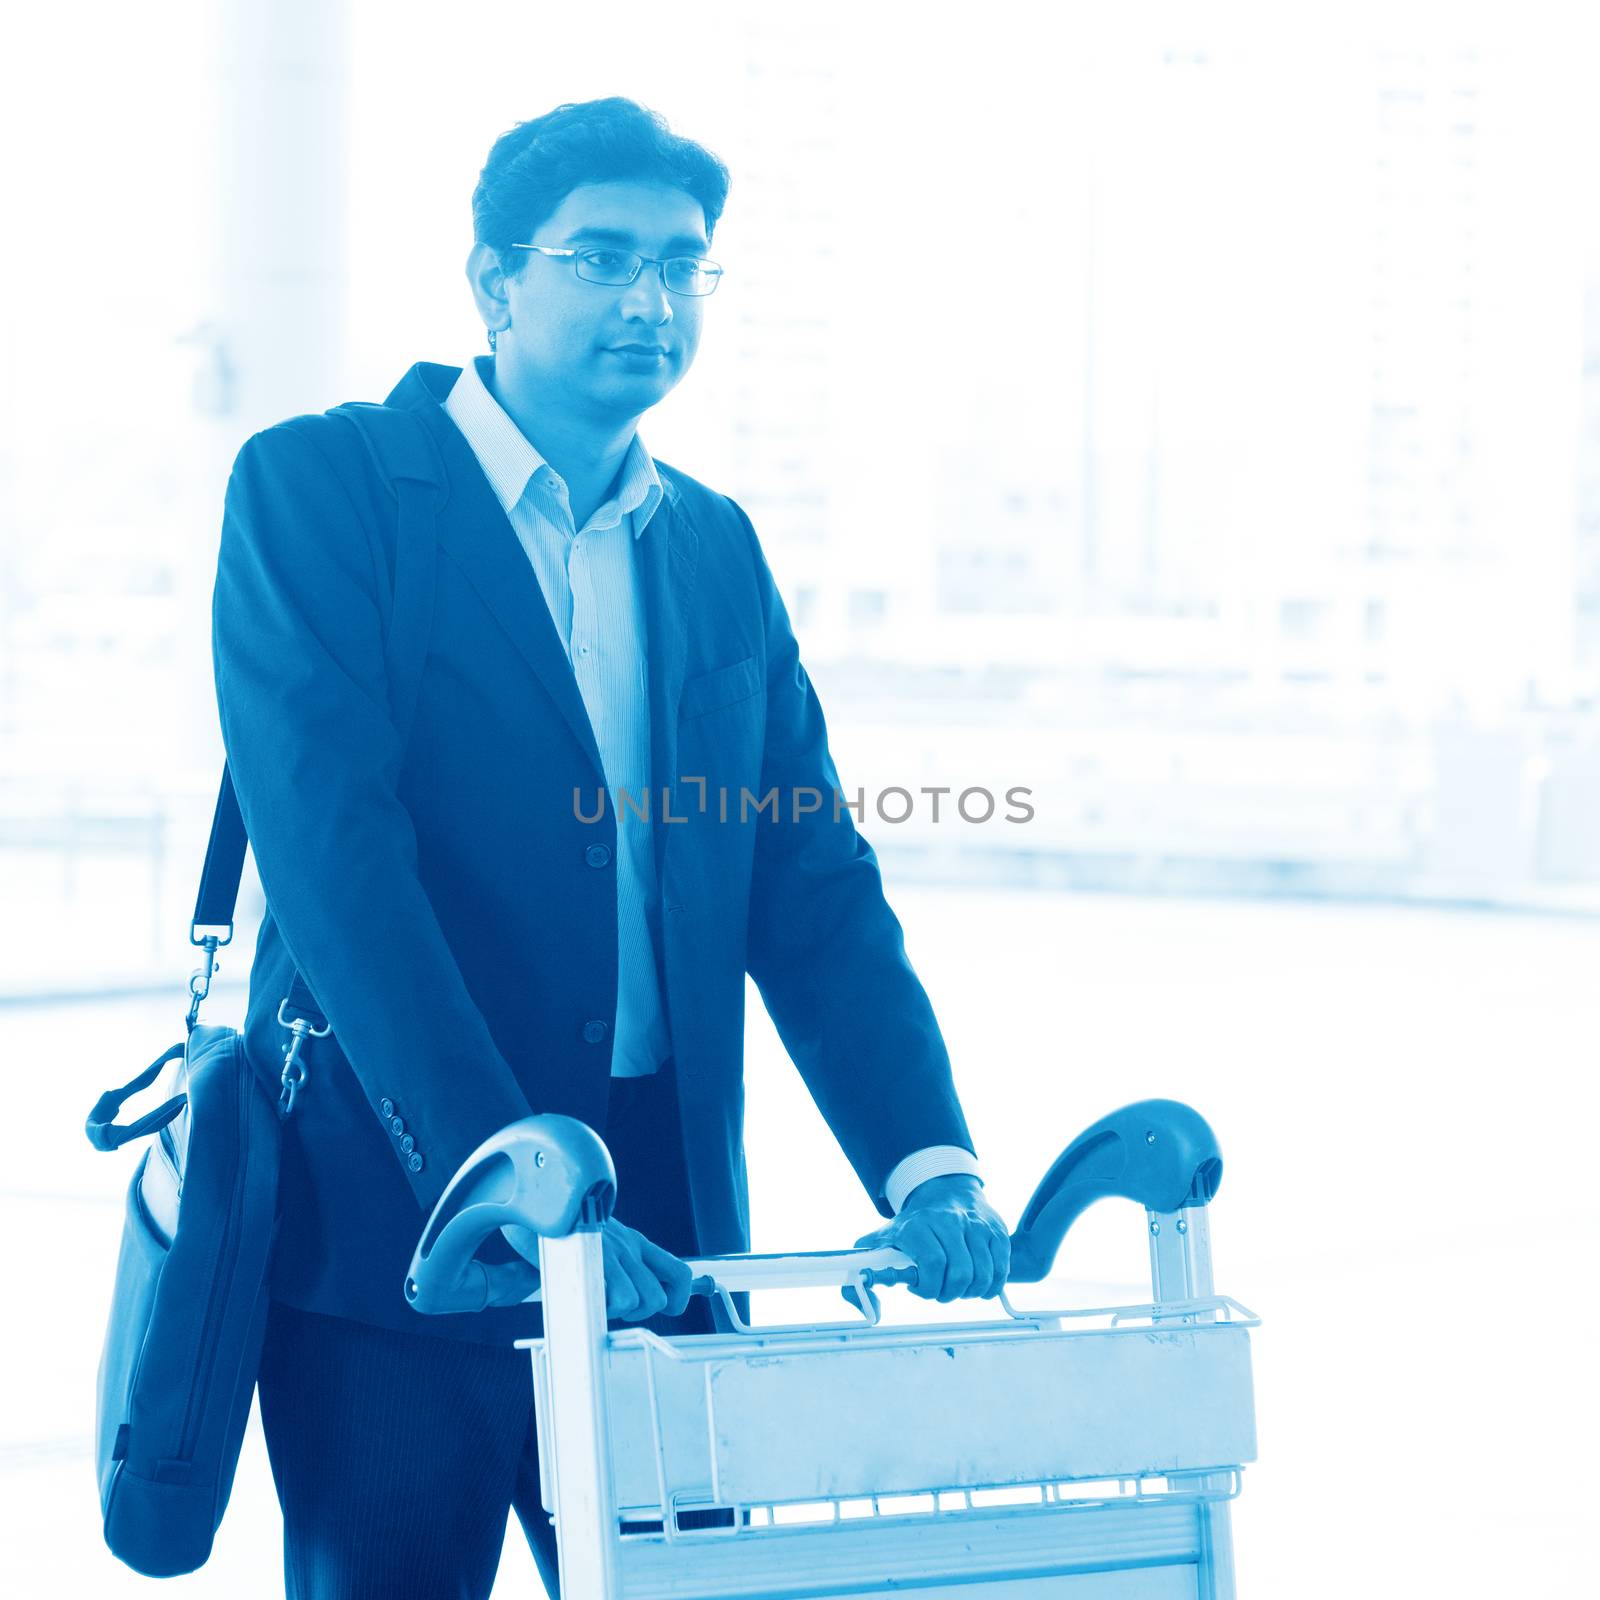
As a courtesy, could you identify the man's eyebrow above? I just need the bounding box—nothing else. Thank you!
[563,225,710,254]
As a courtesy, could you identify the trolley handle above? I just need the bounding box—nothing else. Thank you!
[405,1099,1224,1313]
[1006,1098,1223,1283]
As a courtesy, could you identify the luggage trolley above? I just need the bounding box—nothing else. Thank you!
[407,1100,1259,1598]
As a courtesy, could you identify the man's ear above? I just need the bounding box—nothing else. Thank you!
[466,242,513,339]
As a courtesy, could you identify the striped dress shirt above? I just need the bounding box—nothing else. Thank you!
[442,358,981,1207]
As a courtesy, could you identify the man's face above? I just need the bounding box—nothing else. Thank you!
[498,181,711,422]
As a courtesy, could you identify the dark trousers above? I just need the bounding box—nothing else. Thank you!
[257,1061,709,1600]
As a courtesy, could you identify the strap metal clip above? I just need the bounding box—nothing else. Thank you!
[185,935,222,1034]
[277,998,331,1117]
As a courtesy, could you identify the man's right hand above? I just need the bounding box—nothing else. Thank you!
[599,1217,694,1321]
[503,1216,693,1322]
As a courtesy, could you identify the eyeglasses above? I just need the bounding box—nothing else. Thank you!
[510,243,724,298]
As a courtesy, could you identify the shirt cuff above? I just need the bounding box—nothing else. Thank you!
[884,1145,983,1215]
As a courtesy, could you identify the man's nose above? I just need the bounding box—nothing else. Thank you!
[619,263,673,324]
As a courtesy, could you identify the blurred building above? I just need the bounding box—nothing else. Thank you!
[4,12,1600,1001]
[1575,266,1600,687]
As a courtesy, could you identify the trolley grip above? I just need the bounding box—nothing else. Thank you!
[405,1114,616,1314]
[1006,1098,1223,1283]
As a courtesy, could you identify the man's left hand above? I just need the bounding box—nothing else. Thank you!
[853,1174,1012,1303]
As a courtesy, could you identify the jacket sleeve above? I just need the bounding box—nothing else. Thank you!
[212,420,533,1214]
[732,500,977,1218]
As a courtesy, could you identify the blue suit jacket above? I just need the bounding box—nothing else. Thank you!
[212,361,974,1341]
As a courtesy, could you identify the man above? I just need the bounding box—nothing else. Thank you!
[213,97,1009,1599]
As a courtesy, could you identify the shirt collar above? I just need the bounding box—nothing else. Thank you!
[442,356,662,538]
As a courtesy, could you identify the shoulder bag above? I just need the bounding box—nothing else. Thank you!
[82,402,442,1576]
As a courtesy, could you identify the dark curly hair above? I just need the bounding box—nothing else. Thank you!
[472,98,731,272]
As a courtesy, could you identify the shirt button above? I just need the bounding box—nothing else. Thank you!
[400,1134,415,1155]
[585,844,612,868]
[408,1152,424,1174]
[582,1020,609,1045]
[390,1116,405,1136]
[380,1098,395,1118]
[577,644,591,656]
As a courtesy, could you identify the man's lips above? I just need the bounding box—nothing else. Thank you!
[609,343,670,356]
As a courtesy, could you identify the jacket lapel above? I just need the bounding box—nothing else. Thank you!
[383,363,702,828]
[638,475,699,885]
[393,375,607,780]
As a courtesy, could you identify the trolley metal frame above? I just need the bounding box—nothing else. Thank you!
[407,1100,1258,1599]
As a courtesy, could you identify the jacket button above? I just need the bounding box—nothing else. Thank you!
[380,1098,395,1118]
[582,1020,609,1044]
[400,1134,415,1154]
[585,844,612,868]
[390,1116,405,1136]
[408,1152,424,1174]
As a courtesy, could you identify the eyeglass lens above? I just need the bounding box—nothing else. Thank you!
[575,249,721,296]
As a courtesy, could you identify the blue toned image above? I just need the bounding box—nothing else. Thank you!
[2,5,1596,1598]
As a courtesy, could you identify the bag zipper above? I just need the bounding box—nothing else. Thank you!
[175,1045,252,1463]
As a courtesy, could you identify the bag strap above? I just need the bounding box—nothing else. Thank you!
[190,405,444,1035]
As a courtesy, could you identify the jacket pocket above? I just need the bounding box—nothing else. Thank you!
[679,655,762,722]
